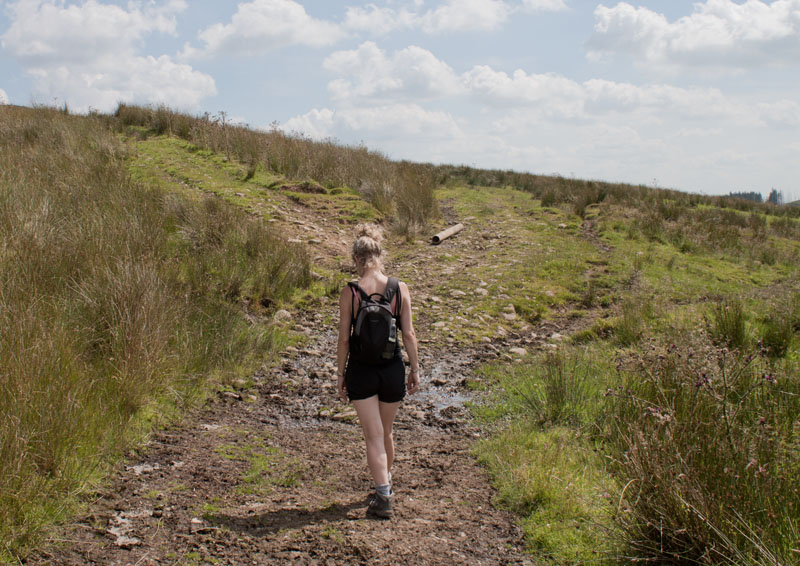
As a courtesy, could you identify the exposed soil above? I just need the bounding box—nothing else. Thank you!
[25,203,566,565]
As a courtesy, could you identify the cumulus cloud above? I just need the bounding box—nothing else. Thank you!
[321,41,791,129]
[343,4,419,35]
[1,0,215,111]
[345,0,563,36]
[283,103,462,140]
[0,88,9,104]
[324,42,463,102]
[587,0,800,70]
[182,0,345,58]
[419,0,512,33]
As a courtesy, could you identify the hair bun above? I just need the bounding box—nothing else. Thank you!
[355,223,383,245]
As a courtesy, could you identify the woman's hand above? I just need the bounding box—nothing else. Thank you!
[337,373,348,403]
[407,369,420,395]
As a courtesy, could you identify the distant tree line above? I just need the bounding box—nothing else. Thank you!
[728,189,784,205]
[728,191,763,203]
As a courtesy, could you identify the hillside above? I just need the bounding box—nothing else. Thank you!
[3,105,800,565]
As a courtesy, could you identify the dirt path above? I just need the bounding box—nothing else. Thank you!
[26,214,548,565]
[29,301,534,565]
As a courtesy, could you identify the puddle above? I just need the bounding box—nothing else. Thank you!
[416,389,471,412]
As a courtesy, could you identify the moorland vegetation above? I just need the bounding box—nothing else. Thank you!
[1,103,798,565]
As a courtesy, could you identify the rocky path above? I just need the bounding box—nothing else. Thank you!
[28,289,533,565]
[26,169,615,564]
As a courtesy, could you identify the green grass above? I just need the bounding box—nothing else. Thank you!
[0,105,311,560]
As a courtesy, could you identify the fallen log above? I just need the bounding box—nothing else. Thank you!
[431,223,464,245]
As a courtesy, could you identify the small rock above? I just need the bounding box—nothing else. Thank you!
[113,535,141,549]
[474,288,489,296]
[128,463,160,475]
[502,313,517,321]
[550,333,564,341]
[433,321,448,328]
[431,378,447,386]
[451,290,467,297]
[510,347,527,357]
[222,391,242,401]
[558,223,568,229]
[273,309,292,321]
[199,424,220,431]
[410,410,426,420]
[332,412,356,423]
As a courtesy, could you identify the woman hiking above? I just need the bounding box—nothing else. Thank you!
[336,223,420,519]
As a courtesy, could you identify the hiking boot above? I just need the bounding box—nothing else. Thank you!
[366,492,393,519]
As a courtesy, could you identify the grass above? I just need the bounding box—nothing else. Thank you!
[114,104,438,236]
[452,164,800,563]
[4,101,800,565]
[0,105,310,559]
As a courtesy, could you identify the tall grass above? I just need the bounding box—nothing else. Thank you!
[0,105,310,557]
[113,104,439,234]
[604,336,800,564]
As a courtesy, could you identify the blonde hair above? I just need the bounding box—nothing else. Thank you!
[352,223,384,273]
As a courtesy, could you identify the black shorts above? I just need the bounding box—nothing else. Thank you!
[345,356,406,403]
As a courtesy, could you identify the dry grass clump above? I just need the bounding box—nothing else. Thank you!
[603,334,800,564]
[0,105,310,555]
[114,104,439,234]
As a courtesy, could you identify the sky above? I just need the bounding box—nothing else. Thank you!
[1,0,799,198]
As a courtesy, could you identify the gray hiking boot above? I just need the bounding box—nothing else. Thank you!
[366,493,393,519]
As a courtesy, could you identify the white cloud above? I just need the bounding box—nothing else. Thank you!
[345,0,533,36]
[283,103,462,140]
[1,0,215,112]
[324,42,463,102]
[521,0,568,12]
[420,0,512,33]
[343,4,419,35]
[587,0,800,70]
[182,0,345,58]
[322,42,788,130]
[0,88,8,104]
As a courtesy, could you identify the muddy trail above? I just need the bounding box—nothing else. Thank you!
[27,188,610,565]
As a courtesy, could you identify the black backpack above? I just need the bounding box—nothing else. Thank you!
[348,277,402,364]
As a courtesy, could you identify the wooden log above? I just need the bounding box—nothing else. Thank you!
[431,223,464,245]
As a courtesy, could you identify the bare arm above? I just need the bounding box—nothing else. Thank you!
[398,281,420,394]
[336,285,352,402]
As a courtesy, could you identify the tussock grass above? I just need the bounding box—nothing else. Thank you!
[605,336,800,564]
[114,104,439,235]
[0,105,310,557]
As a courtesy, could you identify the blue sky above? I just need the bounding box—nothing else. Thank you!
[1,0,799,198]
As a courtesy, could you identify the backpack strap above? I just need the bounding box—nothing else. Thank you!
[347,282,369,323]
[385,277,402,327]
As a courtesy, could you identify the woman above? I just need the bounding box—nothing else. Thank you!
[336,224,420,519]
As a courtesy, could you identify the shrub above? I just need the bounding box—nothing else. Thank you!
[705,298,748,350]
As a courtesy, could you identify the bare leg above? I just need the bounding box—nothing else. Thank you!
[352,396,389,486]
[379,401,401,474]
